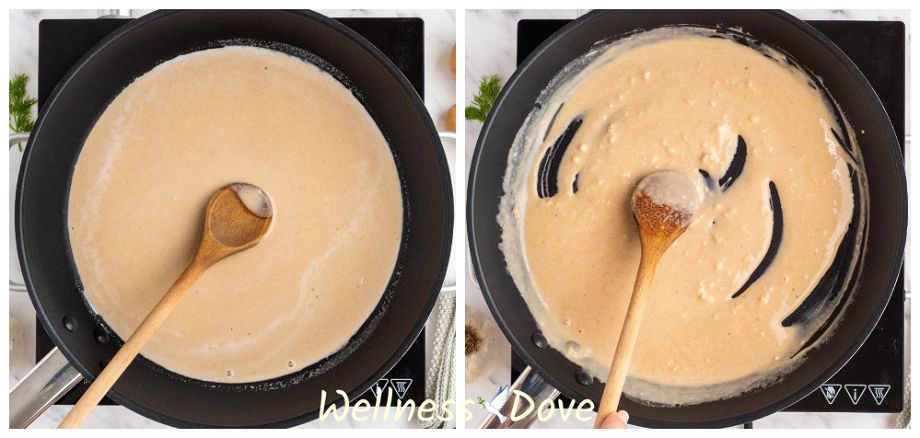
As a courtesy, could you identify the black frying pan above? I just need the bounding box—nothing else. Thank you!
[17,10,452,427]
[468,10,906,428]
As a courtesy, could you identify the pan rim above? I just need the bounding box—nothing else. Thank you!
[467,8,906,428]
[17,9,453,428]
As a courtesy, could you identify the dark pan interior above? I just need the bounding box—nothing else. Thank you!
[18,10,452,427]
[468,9,905,428]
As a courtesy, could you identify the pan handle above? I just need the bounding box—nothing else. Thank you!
[9,132,29,147]
[479,366,561,429]
[9,347,83,428]
[9,132,80,428]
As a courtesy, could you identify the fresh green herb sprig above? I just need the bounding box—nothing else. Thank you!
[10,73,37,152]
[465,75,502,123]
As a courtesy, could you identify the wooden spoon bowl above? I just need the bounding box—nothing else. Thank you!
[197,183,274,264]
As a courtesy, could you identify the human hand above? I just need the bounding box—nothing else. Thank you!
[598,410,629,429]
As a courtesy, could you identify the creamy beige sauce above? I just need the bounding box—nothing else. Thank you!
[500,28,865,404]
[68,46,403,383]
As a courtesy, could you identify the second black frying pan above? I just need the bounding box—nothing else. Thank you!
[18,10,452,427]
[468,10,906,427]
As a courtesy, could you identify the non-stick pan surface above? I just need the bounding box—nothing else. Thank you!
[18,10,452,427]
[468,10,906,428]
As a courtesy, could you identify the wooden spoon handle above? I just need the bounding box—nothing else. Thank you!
[58,262,206,429]
[594,248,662,428]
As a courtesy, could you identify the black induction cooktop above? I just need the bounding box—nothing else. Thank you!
[35,16,427,409]
[512,18,905,416]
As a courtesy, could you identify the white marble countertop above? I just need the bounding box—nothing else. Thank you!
[8,8,457,429]
[463,9,910,429]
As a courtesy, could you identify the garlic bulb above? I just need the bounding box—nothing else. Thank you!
[465,306,500,382]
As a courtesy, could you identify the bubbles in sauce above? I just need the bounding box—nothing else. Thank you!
[499,27,866,405]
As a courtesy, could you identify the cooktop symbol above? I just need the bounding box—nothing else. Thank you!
[390,378,413,399]
[820,384,842,404]
[868,384,891,405]
[371,379,389,398]
[844,384,867,404]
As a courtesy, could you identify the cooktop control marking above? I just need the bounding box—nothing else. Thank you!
[820,384,842,404]
[868,384,891,405]
[389,379,413,399]
[844,384,867,404]
[372,379,390,398]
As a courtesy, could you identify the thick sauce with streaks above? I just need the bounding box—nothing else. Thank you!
[68,46,403,383]
[500,28,865,404]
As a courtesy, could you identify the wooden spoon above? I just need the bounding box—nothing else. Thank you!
[594,171,698,428]
[58,183,274,429]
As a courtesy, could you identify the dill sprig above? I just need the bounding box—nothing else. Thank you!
[465,75,502,123]
[9,73,37,152]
